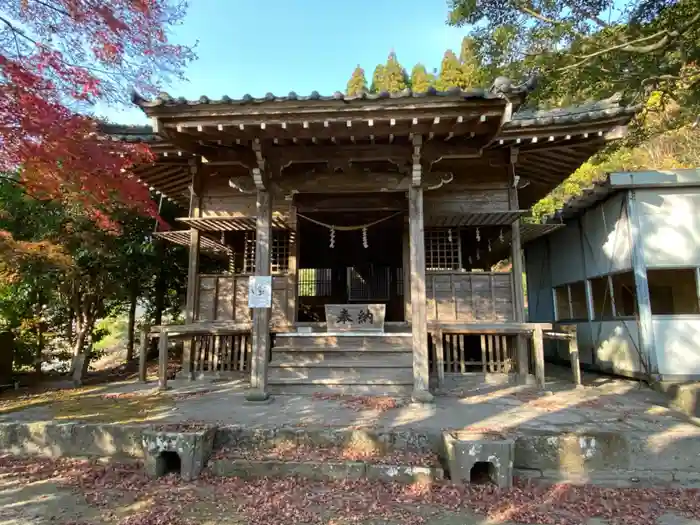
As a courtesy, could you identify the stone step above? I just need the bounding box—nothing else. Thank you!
[268,368,413,383]
[270,355,413,367]
[268,383,414,396]
[273,335,412,351]
[271,350,412,362]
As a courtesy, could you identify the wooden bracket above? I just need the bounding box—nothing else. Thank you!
[411,134,422,187]
[251,138,268,190]
[510,146,519,165]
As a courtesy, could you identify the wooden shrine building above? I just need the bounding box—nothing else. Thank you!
[118,80,638,401]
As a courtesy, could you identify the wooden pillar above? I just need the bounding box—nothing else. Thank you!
[182,158,201,380]
[402,218,411,323]
[287,204,298,324]
[246,189,272,402]
[138,326,149,383]
[568,328,582,388]
[182,228,200,379]
[158,327,169,391]
[532,325,545,388]
[509,149,529,381]
[409,185,433,403]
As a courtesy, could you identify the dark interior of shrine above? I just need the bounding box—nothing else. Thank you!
[297,211,405,323]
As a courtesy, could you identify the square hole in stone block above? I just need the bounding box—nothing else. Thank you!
[156,451,182,477]
[470,461,496,485]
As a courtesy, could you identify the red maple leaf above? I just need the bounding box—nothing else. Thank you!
[0,0,195,230]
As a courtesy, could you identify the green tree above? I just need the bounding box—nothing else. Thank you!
[383,52,410,93]
[446,0,700,220]
[458,37,485,88]
[410,64,434,93]
[446,0,700,125]
[346,65,368,96]
[435,50,463,91]
[370,64,386,93]
[0,177,189,379]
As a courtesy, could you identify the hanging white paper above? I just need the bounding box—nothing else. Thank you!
[248,276,272,308]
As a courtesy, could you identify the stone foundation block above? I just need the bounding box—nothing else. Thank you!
[365,464,444,484]
[443,432,515,488]
[141,426,216,481]
[209,459,367,481]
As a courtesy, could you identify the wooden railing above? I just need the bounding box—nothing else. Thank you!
[428,323,581,388]
[191,333,252,375]
[430,332,515,374]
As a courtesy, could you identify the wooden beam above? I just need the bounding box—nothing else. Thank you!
[246,189,272,402]
[409,185,433,403]
[273,143,413,166]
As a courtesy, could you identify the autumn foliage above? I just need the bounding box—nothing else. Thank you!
[0,0,194,229]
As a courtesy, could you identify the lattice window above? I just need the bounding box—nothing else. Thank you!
[425,228,461,271]
[242,230,291,274]
[298,268,333,297]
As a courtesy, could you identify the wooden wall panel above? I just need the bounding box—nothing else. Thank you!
[233,278,252,323]
[424,182,510,216]
[200,175,292,219]
[196,274,293,327]
[216,278,235,320]
[197,276,217,321]
[426,272,514,323]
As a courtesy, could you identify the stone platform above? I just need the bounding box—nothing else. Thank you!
[0,367,699,486]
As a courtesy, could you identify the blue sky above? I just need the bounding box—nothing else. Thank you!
[99,0,467,125]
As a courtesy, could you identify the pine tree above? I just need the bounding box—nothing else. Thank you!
[370,64,385,93]
[459,37,484,88]
[435,50,463,91]
[382,51,409,93]
[410,64,434,93]
[346,65,368,96]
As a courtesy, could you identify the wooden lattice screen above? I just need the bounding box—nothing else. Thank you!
[243,230,291,274]
[425,228,461,271]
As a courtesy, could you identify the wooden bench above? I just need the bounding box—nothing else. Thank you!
[140,322,252,390]
[429,322,581,389]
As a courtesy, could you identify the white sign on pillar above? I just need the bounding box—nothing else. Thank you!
[248,276,272,308]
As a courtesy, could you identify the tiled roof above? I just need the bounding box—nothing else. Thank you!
[504,94,641,129]
[506,94,640,130]
[108,93,636,140]
[130,74,538,109]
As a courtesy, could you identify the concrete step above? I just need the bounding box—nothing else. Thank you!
[268,368,413,383]
[273,335,412,351]
[268,383,413,396]
[269,354,413,367]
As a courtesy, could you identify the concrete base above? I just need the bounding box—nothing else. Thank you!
[244,389,272,403]
[442,432,515,488]
[411,389,435,404]
[141,426,216,481]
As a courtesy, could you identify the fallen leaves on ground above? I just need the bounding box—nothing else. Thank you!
[2,454,699,525]
[0,385,173,423]
[212,440,440,467]
[311,393,405,412]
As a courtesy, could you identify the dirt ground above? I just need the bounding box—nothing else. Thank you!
[1,454,700,525]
